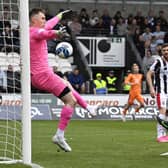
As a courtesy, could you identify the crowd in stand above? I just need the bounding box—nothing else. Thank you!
[0,5,20,53]
[1,5,168,94]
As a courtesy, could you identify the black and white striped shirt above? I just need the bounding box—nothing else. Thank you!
[150,56,168,94]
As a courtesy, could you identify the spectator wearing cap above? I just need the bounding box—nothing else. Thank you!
[105,70,117,93]
[93,73,107,94]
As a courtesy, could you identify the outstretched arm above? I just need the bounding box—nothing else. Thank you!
[146,70,155,98]
[45,10,72,30]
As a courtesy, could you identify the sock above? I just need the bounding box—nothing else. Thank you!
[72,90,87,109]
[56,128,64,138]
[157,113,166,138]
[122,109,127,115]
[58,106,74,131]
[158,113,166,120]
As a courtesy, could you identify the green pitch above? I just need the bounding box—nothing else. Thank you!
[1,120,168,168]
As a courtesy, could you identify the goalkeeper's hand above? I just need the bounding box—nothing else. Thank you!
[56,26,69,38]
[56,9,73,20]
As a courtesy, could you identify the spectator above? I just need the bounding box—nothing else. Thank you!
[134,10,144,28]
[12,26,20,53]
[164,32,168,43]
[0,5,10,20]
[127,18,139,36]
[152,44,162,60]
[6,64,21,93]
[101,9,111,34]
[105,70,117,93]
[67,67,85,94]
[142,49,155,76]
[45,8,53,20]
[0,23,13,52]
[150,35,158,55]
[139,17,151,34]
[110,18,117,35]
[140,27,153,43]
[93,73,107,94]
[142,50,155,93]
[96,17,108,35]
[156,10,167,31]
[0,6,11,36]
[152,25,165,45]
[122,70,131,93]
[113,11,123,24]
[0,66,7,92]
[116,18,128,36]
[127,14,134,25]
[133,27,144,56]
[146,9,156,32]
[89,9,99,28]
[69,16,82,35]
[78,8,90,28]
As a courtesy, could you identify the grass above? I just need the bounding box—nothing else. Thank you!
[0,120,168,168]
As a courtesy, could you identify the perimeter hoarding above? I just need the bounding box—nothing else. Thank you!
[0,94,158,120]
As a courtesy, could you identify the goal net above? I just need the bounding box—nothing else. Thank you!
[0,0,31,165]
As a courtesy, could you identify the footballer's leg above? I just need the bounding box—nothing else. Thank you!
[156,94,168,142]
[156,115,168,130]
[135,95,144,112]
[61,78,98,117]
[121,94,133,122]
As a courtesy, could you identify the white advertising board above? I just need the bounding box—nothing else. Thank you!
[77,36,125,67]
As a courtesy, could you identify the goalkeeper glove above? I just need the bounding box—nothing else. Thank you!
[56,26,69,38]
[56,9,73,20]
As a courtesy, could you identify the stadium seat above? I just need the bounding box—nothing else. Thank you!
[58,58,72,73]
[13,65,21,72]
[0,52,8,66]
[7,52,20,65]
[7,52,20,58]
[60,66,72,74]
[0,64,9,71]
[48,53,58,67]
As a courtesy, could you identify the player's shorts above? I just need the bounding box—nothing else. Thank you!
[128,93,144,105]
[156,93,168,109]
[31,71,69,97]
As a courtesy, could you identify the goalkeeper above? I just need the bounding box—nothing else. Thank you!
[29,8,97,152]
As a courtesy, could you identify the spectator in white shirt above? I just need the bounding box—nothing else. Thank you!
[152,25,165,45]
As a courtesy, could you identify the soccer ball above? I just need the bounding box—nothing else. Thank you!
[55,42,73,58]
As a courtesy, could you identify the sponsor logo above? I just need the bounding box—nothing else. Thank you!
[31,105,51,120]
[0,105,52,120]
[73,106,159,119]
[31,107,43,118]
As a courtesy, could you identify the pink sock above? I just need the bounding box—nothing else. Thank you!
[58,106,74,130]
[72,90,87,109]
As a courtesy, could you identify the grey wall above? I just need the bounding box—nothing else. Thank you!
[29,1,168,18]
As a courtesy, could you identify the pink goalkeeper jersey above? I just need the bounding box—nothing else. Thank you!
[30,16,60,75]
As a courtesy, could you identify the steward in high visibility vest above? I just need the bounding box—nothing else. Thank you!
[93,73,107,94]
[122,70,131,93]
[106,70,117,93]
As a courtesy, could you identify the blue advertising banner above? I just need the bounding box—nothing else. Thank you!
[0,94,158,120]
